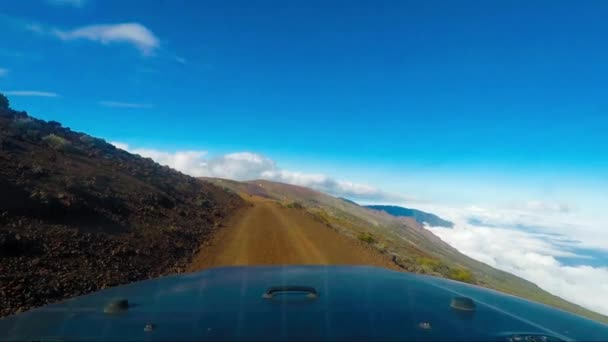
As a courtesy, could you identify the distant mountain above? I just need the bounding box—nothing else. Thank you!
[0,96,243,317]
[337,197,359,206]
[365,205,454,228]
[204,177,608,324]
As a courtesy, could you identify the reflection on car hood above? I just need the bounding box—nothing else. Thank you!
[1,265,607,341]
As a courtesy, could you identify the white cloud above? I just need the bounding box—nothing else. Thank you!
[50,23,159,56]
[0,68,7,77]
[99,101,153,109]
[53,23,159,55]
[175,56,187,64]
[1,90,58,97]
[47,0,87,7]
[261,169,403,201]
[417,203,608,316]
[110,143,401,201]
[511,200,574,214]
[110,142,129,151]
[134,148,209,176]
[208,152,277,180]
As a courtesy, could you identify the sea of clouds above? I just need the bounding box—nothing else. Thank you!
[412,202,608,315]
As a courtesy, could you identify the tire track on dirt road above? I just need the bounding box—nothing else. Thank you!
[188,196,399,271]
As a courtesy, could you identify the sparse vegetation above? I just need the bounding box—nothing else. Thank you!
[310,209,332,226]
[449,267,475,284]
[417,257,443,274]
[286,201,304,209]
[374,242,387,253]
[79,134,107,149]
[358,232,375,243]
[42,134,70,151]
[222,186,236,195]
[196,198,212,209]
[415,257,475,283]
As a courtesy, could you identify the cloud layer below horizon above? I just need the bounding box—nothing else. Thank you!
[414,203,608,316]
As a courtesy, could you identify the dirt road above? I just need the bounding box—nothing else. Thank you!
[188,196,398,271]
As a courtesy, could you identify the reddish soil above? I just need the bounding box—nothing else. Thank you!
[189,196,400,271]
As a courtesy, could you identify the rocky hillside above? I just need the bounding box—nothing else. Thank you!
[0,96,244,317]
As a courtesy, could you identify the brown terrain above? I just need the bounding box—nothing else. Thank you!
[189,196,400,272]
[0,98,243,317]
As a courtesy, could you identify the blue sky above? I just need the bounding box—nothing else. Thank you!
[2,0,606,207]
[1,0,608,314]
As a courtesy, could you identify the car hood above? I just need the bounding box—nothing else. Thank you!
[1,265,607,341]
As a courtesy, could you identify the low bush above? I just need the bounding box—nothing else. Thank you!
[42,134,70,151]
[286,201,304,209]
[417,257,441,269]
[415,256,476,283]
[375,242,387,253]
[358,232,375,243]
[417,257,452,275]
[448,267,475,284]
[312,209,332,226]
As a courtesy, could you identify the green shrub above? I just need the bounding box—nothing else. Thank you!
[417,257,441,269]
[375,242,387,253]
[286,201,304,209]
[415,256,476,283]
[416,257,455,275]
[358,232,375,243]
[42,134,70,150]
[448,267,475,284]
[312,210,332,226]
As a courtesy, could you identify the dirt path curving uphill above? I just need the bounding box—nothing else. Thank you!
[188,196,399,272]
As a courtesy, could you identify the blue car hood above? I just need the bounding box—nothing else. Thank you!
[1,265,607,341]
